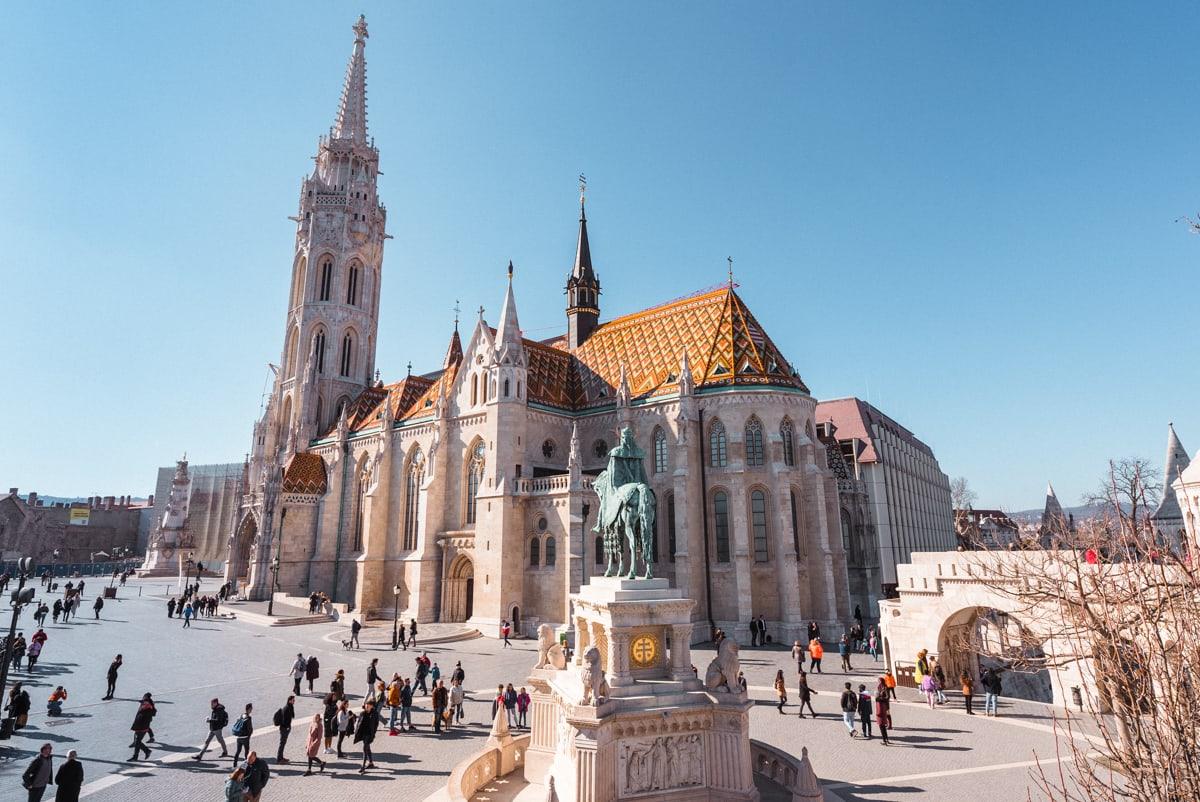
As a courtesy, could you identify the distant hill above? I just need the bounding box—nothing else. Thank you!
[1008,502,1124,525]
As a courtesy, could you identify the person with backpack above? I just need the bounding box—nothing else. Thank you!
[194,698,230,760]
[353,700,379,773]
[273,696,295,763]
[932,659,947,705]
[240,752,269,802]
[231,704,254,764]
[839,682,859,738]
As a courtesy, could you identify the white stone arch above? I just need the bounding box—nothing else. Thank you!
[290,254,308,309]
[443,554,475,622]
[316,252,336,302]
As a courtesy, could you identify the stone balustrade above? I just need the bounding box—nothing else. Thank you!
[444,733,531,801]
[749,740,823,801]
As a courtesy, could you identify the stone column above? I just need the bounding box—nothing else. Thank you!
[574,729,599,802]
[575,614,590,665]
[608,631,632,687]
[670,623,693,680]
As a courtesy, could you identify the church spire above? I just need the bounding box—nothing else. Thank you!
[566,176,601,350]
[332,15,369,144]
[496,261,524,362]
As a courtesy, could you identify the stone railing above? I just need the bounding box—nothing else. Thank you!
[515,475,598,496]
[445,733,531,801]
[749,739,823,801]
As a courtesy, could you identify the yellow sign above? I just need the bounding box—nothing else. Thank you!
[68,508,90,526]
[630,634,658,668]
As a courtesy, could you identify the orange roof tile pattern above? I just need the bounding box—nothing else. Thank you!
[281,452,328,495]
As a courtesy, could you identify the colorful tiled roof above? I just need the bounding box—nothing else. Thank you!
[282,452,328,495]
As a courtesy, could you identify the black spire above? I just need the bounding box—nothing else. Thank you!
[566,188,601,350]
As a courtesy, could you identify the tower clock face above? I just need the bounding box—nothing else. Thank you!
[630,634,658,668]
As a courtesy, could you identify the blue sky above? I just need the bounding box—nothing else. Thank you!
[0,3,1195,510]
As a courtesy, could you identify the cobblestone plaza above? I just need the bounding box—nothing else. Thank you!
[0,577,1081,800]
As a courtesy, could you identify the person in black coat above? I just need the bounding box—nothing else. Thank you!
[130,694,156,761]
[241,752,269,801]
[54,749,83,802]
[21,743,53,801]
[353,700,379,773]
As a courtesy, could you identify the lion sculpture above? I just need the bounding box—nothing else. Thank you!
[704,637,743,694]
[579,646,609,706]
[535,623,567,670]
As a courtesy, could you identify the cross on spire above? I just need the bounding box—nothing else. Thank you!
[727,255,734,286]
[579,173,587,208]
[453,299,461,331]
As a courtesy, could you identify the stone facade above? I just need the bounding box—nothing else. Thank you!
[146,459,243,567]
[0,489,146,567]
[225,16,855,644]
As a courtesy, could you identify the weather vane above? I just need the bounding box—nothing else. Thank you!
[727,255,734,286]
[579,173,587,204]
[453,299,461,331]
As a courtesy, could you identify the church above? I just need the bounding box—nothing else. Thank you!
[225,16,854,645]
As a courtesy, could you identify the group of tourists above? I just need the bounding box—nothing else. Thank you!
[167,591,221,625]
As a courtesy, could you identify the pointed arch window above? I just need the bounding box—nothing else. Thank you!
[503,378,510,398]
[709,420,728,468]
[841,508,853,554]
[291,257,307,308]
[466,442,485,525]
[346,262,360,306]
[745,417,764,467]
[352,460,368,551]
[529,537,540,567]
[319,257,334,302]
[713,491,730,562]
[667,493,677,562]
[285,327,299,377]
[403,450,424,550]
[471,375,478,406]
[545,536,556,566]
[653,427,668,474]
[781,419,795,467]
[313,329,326,374]
[751,489,769,562]
[340,332,354,377]
[790,489,801,556]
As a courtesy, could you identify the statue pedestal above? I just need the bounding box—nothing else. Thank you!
[525,578,758,802]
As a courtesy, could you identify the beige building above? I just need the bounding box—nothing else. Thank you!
[225,17,855,644]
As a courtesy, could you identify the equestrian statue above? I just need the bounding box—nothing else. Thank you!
[593,426,657,579]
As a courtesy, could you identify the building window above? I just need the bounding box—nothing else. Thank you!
[595,535,604,565]
[781,419,795,467]
[545,536,556,566]
[653,427,668,473]
[709,421,728,468]
[713,491,730,562]
[319,258,333,301]
[313,330,326,374]
[667,493,677,562]
[530,537,540,567]
[340,333,354,377]
[471,375,478,406]
[542,439,555,460]
[751,489,769,562]
[503,378,510,398]
[352,462,368,551]
[790,489,800,556]
[403,450,424,550]
[745,417,764,467]
[346,263,359,305]
[466,442,485,524]
[841,508,853,554]
[593,439,609,459]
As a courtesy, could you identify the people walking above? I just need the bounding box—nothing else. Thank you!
[407,618,418,649]
[791,640,805,673]
[331,670,345,702]
[839,635,852,673]
[54,749,83,802]
[321,693,338,754]
[839,682,858,737]
[920,671,937,709]
[291,654,306,697]
[51,599,63,624]
[21,743,53,802]
[982,668,1002,716]
[414,655,430,696]
[349,619,362,650]
[386,674,402,734]
[773,670,788,713]
[857,684,873,739]
[182,602,193,627]
[92,596,103,620]
[516,686,531,728]
[809,639,824,673]
[195,698,231,760]
[224,768,246,802]
[304,655,320,694]
[796,671,818,717]
[961,670,975,715]
[231,704,254,764]
[366,658,381,701]
[167,598,176,618]
[868,627,879,661]
[932,659,947,704]
[241,752,269,802]
[26,640,43,672]
[501,619,512,647]
[335,701,354,758]
[875,685,892,745]
[9,683,31,730]
[399,678,414,731]
[503,683,518,727]
[432,680,449,734]
[129,695,156,761]
[273,696,295,763]
[450,680,466,725]
[354,700,379,773]
[303,713,326,775]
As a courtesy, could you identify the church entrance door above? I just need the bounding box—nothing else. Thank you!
[229,514,257,593]
[444,555,474,623]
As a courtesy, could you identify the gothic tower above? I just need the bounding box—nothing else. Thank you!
[565,189,600,349]
[277,14,387,452]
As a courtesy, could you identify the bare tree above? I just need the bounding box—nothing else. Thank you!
[951,476,978,510]
[951,476,980,549]
[960,459,1198,802]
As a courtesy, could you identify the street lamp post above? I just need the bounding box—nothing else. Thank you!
[183,552,196,594]
[391,584,401,650]
[0,558,36,739]
[267,508,286,617]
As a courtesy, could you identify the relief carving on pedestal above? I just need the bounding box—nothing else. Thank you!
[618,734,703,797]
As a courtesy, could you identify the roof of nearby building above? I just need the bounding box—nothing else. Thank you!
[957,508,1019,530]
[1153,423,1190,523]
[281,453,328,495]
[814,397,934,463]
